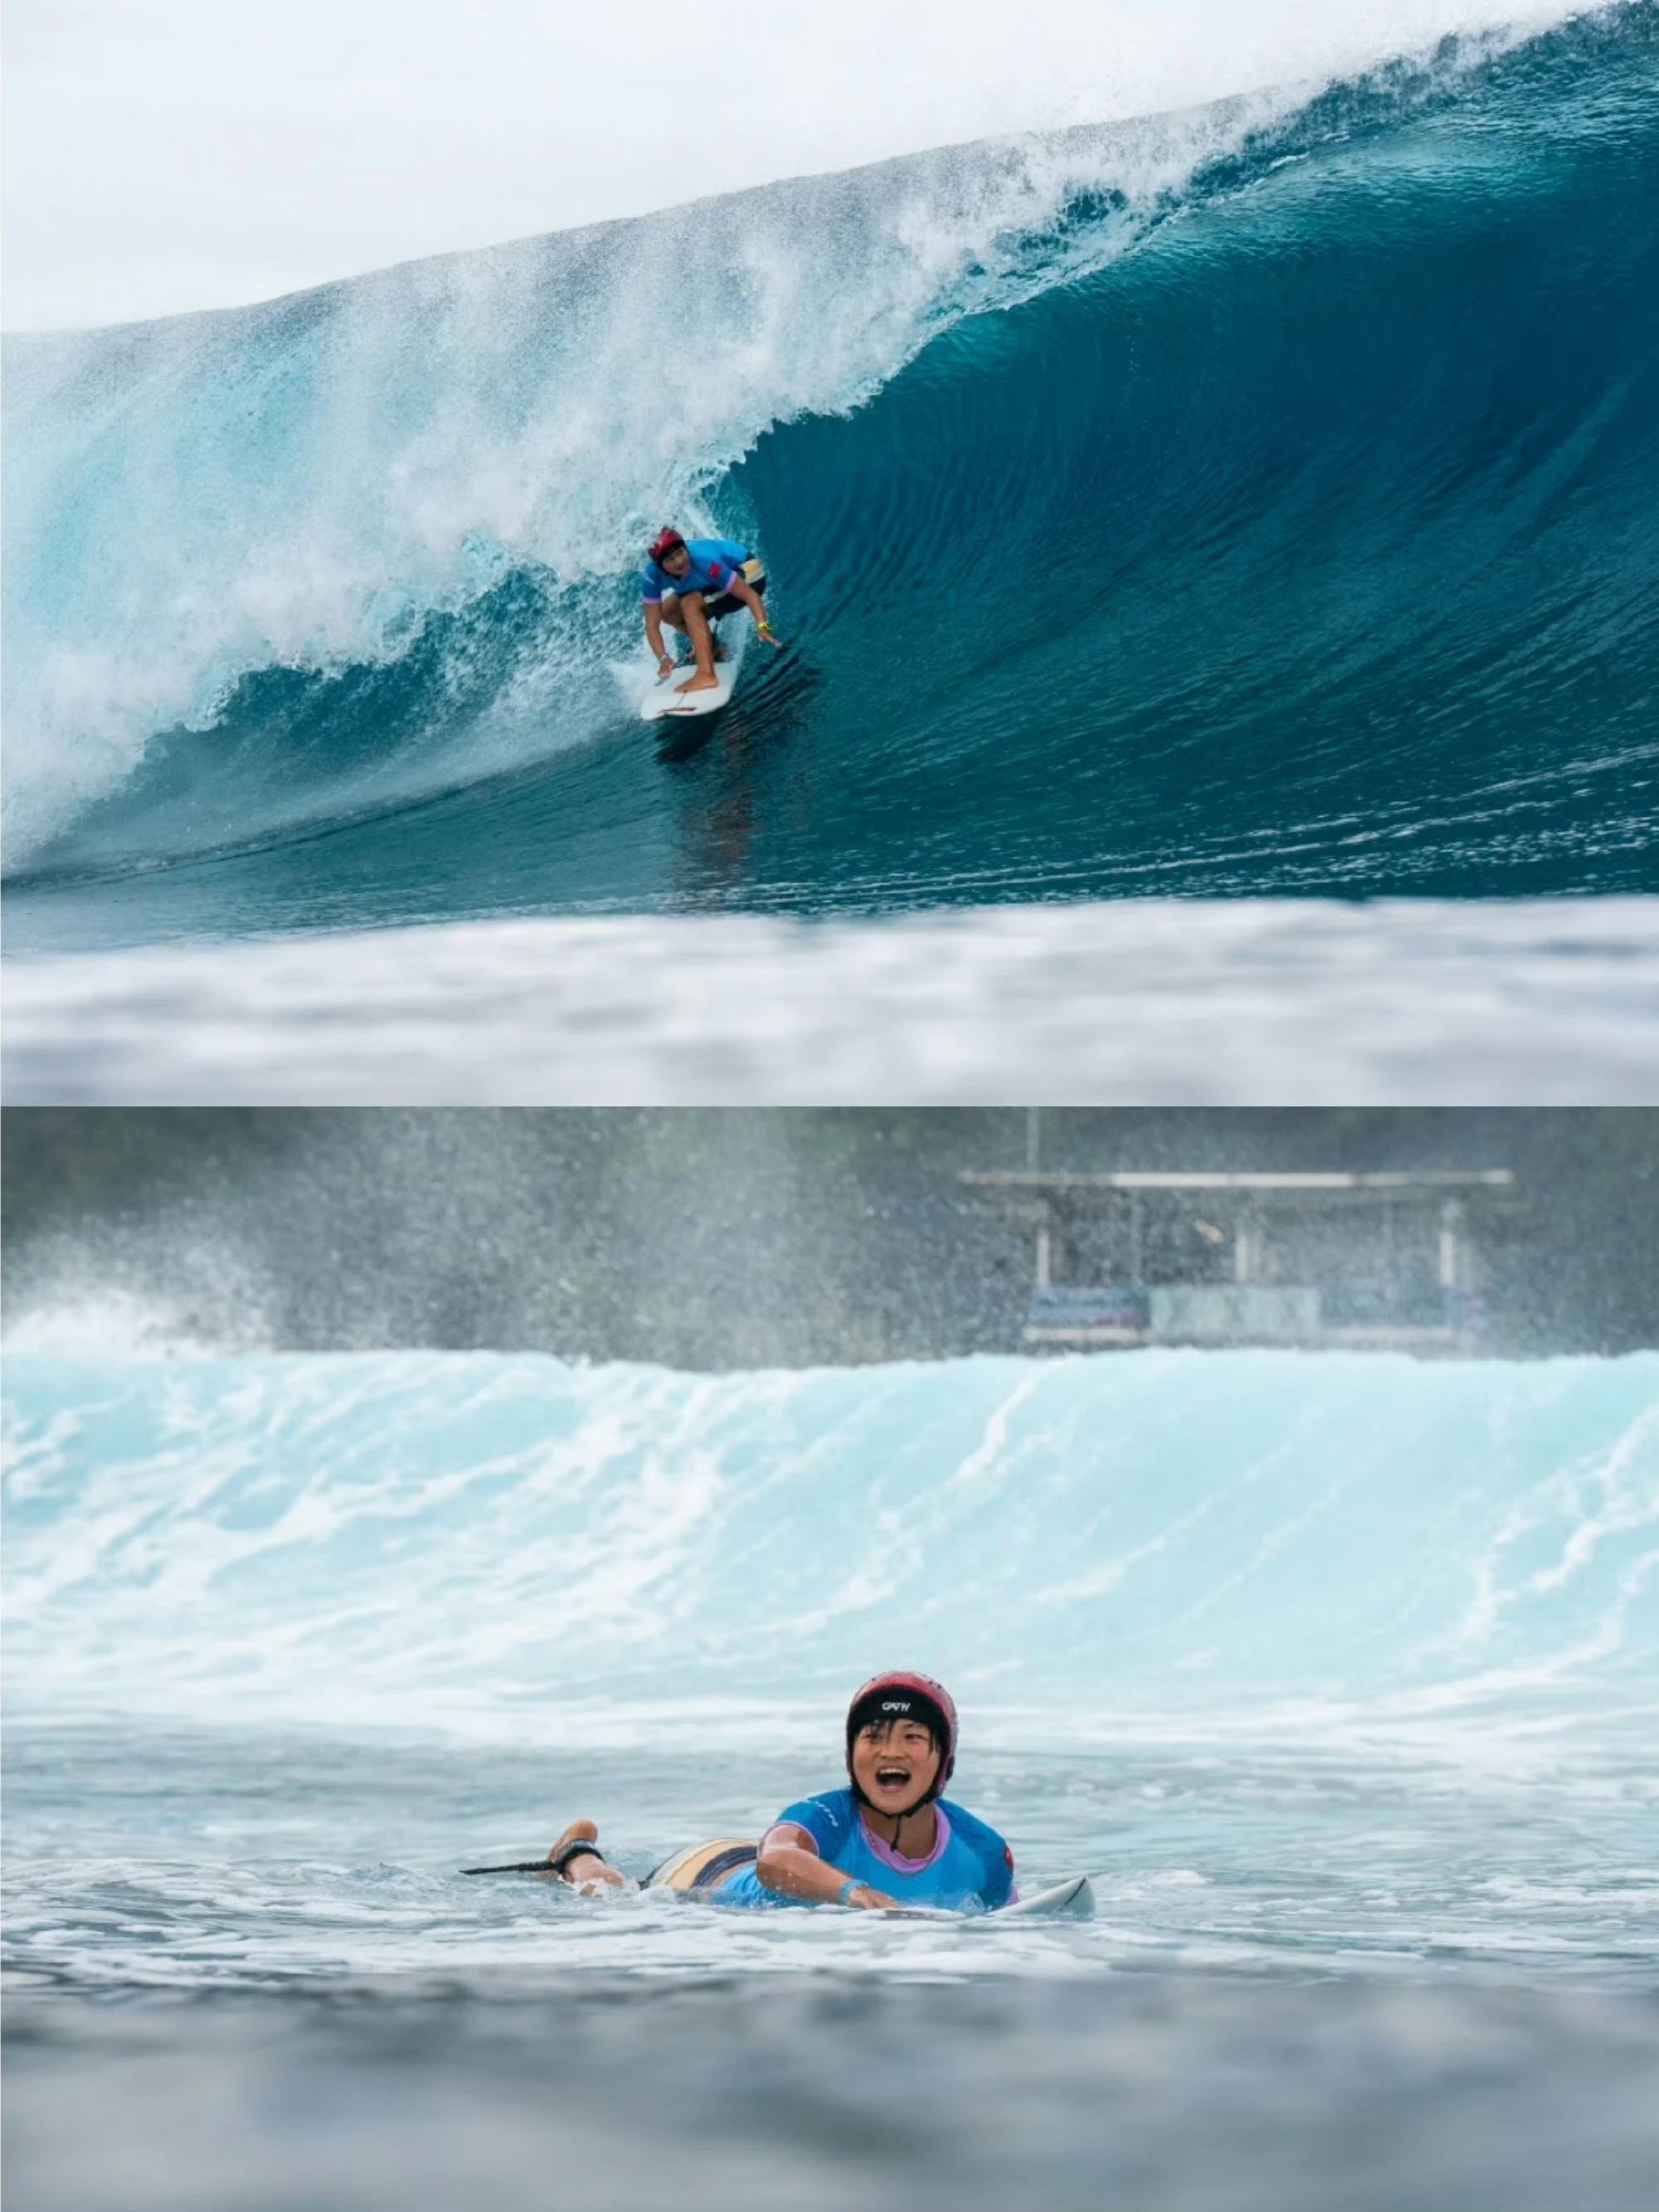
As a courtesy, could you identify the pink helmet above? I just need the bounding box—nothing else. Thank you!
[845,1671,958,1808]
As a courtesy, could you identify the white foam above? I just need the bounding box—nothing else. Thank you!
[1,1260,277,1359]
[7,896,1659,1104]
[5,1344,1657,1745]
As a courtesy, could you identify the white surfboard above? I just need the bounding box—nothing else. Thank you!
[995,1873,1094,1921]
[638,652,740,722]
[883,1874,1095,1923]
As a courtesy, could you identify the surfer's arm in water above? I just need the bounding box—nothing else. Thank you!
[542,1819,631,1893]
[754,1821,895,1909]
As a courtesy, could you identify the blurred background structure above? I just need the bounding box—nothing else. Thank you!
[965,1159,1513,1354]
[4,1108,1656,1362]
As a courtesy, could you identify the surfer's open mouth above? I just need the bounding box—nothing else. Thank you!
[875,1767,912,1788]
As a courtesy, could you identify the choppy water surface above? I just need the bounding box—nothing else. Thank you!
[7,1725,1659,2212]
[6,1343,1658,2208]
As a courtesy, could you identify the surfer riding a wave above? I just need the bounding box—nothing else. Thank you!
[642,527,784,697]
[543,1671,1015,1911]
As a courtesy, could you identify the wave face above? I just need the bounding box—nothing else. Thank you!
[5,1348,1657,1740]
[4,8,1657,938]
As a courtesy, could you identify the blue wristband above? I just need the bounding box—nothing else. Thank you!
[838,1878,859,1906]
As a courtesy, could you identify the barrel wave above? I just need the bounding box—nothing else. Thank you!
[4,7,1656,944]
[6,1348,1656,1739]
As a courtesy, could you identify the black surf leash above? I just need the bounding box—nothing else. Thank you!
[465,1835,617,1876]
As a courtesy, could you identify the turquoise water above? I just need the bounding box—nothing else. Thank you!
[7,1348,1657,1726]
[6,9,1657,946]
[5,1346,1657,2207]
[7,7,1656,1101]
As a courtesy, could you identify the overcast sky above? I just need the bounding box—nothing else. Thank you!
[5,0,1563,331]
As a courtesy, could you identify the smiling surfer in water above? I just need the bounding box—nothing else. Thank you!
[642,527,783,697]
[542,1671,1015,1911]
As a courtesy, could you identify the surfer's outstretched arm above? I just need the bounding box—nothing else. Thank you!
[543,1819,632,1893]
[728,576,783,647]
[755,1821,895,1909]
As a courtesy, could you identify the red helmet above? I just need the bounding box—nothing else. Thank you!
[845,1671,958,1810]
[649,527,686,563]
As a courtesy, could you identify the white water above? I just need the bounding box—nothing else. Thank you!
[8,896,1659,1104]
[6,1343,1657,1742]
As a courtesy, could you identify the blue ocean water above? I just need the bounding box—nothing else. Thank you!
[4,7,1656,948]
[6,1346,1658,2208]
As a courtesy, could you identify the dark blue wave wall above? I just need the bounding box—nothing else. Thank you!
[7,7,1657,947]
[742,12,1659,907]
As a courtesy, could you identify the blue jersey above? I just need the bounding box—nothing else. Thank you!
[716,1790,1014,1913]
[641,537,752,605]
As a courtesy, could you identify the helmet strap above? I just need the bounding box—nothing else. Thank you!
[847,1742,945,1835]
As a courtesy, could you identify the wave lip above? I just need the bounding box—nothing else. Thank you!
[6,896,1659,1104]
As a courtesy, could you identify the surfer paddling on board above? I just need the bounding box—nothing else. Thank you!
[642,527,783,697]
[538,1672,1015,1911]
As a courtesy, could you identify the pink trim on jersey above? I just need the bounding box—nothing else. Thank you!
[859,1806,952,1875]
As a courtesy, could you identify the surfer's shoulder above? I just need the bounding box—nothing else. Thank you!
[772,1787,855,1842]
[939,1797,1010,1864]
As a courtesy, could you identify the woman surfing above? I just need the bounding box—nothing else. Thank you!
[640,527,783,700]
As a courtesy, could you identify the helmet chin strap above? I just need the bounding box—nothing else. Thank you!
[849,1760,941,1840]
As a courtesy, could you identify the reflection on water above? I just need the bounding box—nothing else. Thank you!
[659,654,825,906]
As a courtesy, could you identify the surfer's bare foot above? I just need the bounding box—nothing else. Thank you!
[675,671,720,694]
[547,1818,628,1891]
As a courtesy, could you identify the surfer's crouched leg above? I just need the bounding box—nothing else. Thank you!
[655,596,727,665]
[545,1818,630,1890]
[675,593,721,688]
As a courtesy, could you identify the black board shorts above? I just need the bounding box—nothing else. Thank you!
[670,560,767,622]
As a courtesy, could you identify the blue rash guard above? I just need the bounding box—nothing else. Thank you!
[715,1789,1015,1913]
[640,537,752,606]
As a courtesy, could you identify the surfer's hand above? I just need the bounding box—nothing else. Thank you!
[657,655,676,679]
[848,1884,898,1909]
[757,622,784,649]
